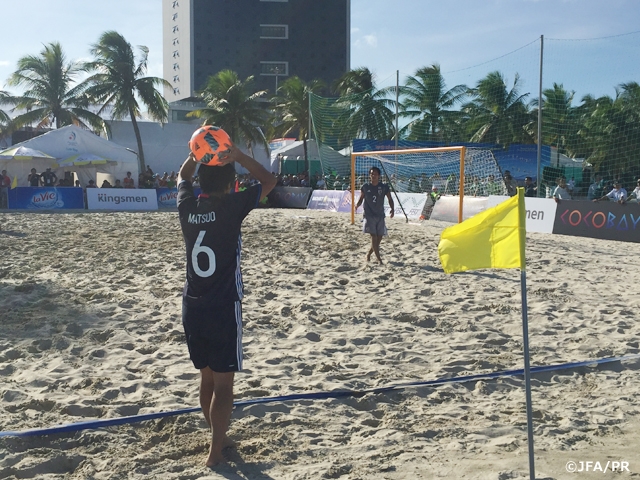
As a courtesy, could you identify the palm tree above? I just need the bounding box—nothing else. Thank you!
[464,71,533,146]
[188,70,269,157]
[578,82,640,175]
[0,91,12,140]
[84,31,170,172]
[332,67,396,144]
[6,42,104,131]
[400,64,467,142]
[0,90,11,125]
[273,76,325,171]
[530,83,577,155]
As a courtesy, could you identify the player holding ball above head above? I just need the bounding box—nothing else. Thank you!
[355,166,394,264]
[177,126,276,468]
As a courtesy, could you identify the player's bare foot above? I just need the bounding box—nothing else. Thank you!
[206,450,227,468]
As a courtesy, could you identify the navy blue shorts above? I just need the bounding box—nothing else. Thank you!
[182,298,243,372]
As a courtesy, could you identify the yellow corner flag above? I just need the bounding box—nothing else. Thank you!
[11,176,18,189]
[438,187,526,274]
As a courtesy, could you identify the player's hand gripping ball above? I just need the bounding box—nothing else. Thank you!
[189,125,232,165]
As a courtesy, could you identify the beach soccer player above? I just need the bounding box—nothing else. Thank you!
[176,144,276,467]
[355,166,394,264]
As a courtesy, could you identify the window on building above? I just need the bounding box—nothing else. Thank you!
[173,38,179,46]
[173,63,180,71]
[173,50,180,58]
[172,0,179,7]
[260,61,288,76]
[173,75,180,82]
[260,25,288,39]
[173,87,180,95]
[172,13,178,20]
[173,25,179,33]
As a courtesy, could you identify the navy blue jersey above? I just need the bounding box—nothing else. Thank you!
[178,181,261,301]
[360,182,390,218]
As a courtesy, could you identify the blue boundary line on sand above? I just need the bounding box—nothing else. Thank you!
[1,353,639,438]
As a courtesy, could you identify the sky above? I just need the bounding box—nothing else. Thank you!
[0,0,638,103]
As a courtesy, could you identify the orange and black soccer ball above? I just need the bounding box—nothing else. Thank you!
[189,125,232,165]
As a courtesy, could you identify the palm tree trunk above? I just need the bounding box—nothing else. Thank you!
[129,109,146,173]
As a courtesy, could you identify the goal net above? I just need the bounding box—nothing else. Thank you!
[350,146,508,223]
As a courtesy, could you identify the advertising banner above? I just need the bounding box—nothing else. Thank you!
[385,192,428,220]
[86,188,158,211]
[337,191,362,214]
[157,188,178,209]
[307,190,348,212]
[269,187,313,208]
[487,196,557,234]
[552,201,640,243]
[430,196,489,223]
[8,187,84,210]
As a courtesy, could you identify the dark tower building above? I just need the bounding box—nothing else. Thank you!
[163,0,351,103]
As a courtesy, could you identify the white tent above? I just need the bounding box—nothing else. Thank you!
[1,125,138,187]
[271,139,349,175]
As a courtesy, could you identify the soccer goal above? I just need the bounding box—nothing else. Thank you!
[350,146,507,224]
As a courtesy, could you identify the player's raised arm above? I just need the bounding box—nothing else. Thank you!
[178,153,198,184]
[223,145,277,201]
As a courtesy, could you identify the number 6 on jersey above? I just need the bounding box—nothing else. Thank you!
[192,230,216,277]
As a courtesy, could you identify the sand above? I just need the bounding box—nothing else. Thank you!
[1,208,639,480]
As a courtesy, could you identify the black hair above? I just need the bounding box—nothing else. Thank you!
[369,166,381,175]
[197,163,236,194]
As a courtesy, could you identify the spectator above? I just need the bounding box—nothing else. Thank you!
[167,171,177,189]
[468,176,483,196]
[503,170,518,197]
[408,176,420,193]
[75,180,82,187]
[485,174,502,195]
[594,180,627,204]
[123,171,135,188]
[587,176,602,200]
[100,179,113,188]
[28,168,41,186]
[315,175,326,190]
[159,172,169,188]
[567,177,575,196]
[40,167,57,187]
[628,179,640,203]
[524,176,537,197]
[114,179,123,188]
[86,180,97,188]
[553,177,571,203]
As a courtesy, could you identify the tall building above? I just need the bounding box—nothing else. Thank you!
[162,0,350,104]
